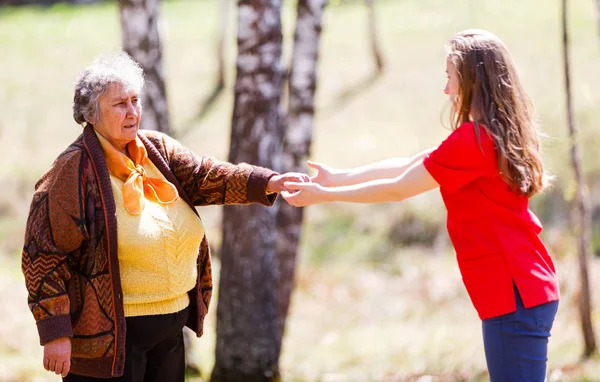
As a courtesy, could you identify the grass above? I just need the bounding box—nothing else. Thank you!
[1,0,600,380]
[5,251,600,381]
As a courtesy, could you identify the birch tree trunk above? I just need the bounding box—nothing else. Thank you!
[275,0,327,351]
[119,0,171,134]
[563,0,597,358]
[211,0,285,380]
[365,0,384,72]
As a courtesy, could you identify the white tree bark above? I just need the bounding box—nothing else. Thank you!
[212,0,285,381]
[119,0,171,134]
[275,0,327,352]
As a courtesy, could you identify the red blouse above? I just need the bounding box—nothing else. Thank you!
[423,122,559,320]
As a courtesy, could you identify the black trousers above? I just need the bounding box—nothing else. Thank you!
[64,306,189,382]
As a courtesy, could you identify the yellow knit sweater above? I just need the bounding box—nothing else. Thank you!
[109,159,204,317]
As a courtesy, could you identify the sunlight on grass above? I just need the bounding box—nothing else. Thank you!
[5,253,600,381]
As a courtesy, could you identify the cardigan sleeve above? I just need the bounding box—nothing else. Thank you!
[22,158,85,345]
[148,132,278,207]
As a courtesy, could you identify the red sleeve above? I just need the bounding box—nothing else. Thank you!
[423,122,498,193]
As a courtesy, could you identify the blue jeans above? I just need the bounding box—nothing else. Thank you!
[482,285,558,382]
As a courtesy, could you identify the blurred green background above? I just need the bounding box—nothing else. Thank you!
[2,0,600,381]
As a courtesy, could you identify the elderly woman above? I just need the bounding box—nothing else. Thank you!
[22,51,307,381]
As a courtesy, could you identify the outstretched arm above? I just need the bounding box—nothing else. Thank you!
[143,131,308,206]
[282,160,439,206]
[310,148,435,187]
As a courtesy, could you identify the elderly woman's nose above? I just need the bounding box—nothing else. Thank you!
[126,101,139,117]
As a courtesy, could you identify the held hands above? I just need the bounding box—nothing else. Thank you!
[266,172,311,194]
[281,181,326,207]
[270,161,337,207]
[43,336,71,377]
[281,161,334,207]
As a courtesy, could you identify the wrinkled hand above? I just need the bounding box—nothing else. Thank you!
[43,336,71,377]
[306,161,336,187]
[266,172,311,194]
[281,181,326,207]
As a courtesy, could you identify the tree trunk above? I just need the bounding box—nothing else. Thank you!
[274,0,327,351]
[119,0,171,135]
[563,0,597,358]
[365,0,384,72]
[216,0,232,89]
[211,0,285,381]
[596,0,600,43]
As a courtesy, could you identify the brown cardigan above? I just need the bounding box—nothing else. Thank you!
[22,126,277,377]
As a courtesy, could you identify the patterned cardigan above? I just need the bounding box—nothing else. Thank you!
[22,125,277,378]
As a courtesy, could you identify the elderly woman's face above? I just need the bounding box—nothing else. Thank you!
[93,83,141,152]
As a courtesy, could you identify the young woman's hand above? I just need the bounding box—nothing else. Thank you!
[306,161,338,187]
[281,182,328,207]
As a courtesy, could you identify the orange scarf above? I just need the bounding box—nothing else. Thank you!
[96,132,179,215]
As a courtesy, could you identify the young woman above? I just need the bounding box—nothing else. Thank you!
[282,29,559,382]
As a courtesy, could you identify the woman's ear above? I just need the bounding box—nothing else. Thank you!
[86,113,96,125]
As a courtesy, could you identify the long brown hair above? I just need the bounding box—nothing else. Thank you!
[447,29,546,197]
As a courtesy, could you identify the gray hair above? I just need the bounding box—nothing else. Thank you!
[73,51,145,126]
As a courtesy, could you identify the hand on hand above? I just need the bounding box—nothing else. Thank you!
[43,336,71,377]
[281,181,325,207]
[276,161,336,207]
[267,160,337,206]
[266,172,311,194]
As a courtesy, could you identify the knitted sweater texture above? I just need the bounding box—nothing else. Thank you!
[21,126,276,377]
